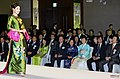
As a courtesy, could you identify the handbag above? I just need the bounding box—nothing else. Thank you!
[7,30,20,42]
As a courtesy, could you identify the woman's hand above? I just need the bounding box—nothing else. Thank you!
[80,49,85,54]
[28,52,32,55]
[22,29,26,33]
[71,58,75,64]
[19,29,26,33]
[68,56,72,59]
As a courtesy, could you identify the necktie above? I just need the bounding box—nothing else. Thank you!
[112,44,114,50]
[59,43,62,48]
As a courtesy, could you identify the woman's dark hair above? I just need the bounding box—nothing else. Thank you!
[41,39,48,47]
[89,29,94,34]
[97,36,103,40]
[98,31,103,37]
[81,35,87,40]
[69,39,76,47]
[11,3,20,9]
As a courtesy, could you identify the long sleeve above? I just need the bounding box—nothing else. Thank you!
[82,45,90,59]
[7,16,13,31]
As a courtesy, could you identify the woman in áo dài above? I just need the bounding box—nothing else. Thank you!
[0,3,29,76]
[32,39,48,66]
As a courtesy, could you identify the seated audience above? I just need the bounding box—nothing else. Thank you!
[99,35,120,72]
[117,29,120,44]
[87,36,106,71]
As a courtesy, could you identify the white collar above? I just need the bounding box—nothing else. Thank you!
[51,39,54,42]
[113,43,117,47]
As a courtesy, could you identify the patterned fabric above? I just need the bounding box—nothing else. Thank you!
[7,15,27,74]
[7,30,20,42]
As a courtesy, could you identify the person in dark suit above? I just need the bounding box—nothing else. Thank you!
[31,25,39,36]
[66,30,74,43]
[87,29,95,46]
[27,34,32,47]
[104,29,113,45]
[117,29,120,44]
[105,24,115,36]
[0,37,9,62]
[27,36,39,64]
[99,35,120,72]
[48,34,58,67]
[55,35,68,67]
[77,28,83,40]
[87,36,106,71]
[51,23,58,33]
[38,34,43,48]
[42,29,49,41]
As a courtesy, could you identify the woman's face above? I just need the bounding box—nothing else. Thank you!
[81,38,86,44]
[13,6,20,15]
[93,37,97,44]
[69,40,74,46]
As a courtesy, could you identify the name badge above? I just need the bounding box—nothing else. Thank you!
[62,47,65,49]
[113,49,117,54]
[33,45,37,49]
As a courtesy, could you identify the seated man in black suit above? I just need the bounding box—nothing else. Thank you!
[99,35,120,72]
[55,35,68,68]
[0,37,9,62]
[87,36,106,71]
[117,29,120,44]
[27,36,39,64]
[48,34,58,67]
